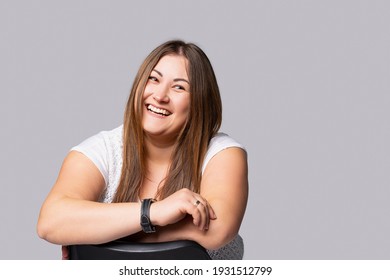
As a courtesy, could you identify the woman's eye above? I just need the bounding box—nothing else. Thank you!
[148,76,158,82]
[174,85,185,90]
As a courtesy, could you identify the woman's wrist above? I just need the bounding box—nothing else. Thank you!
[148,201,157,226]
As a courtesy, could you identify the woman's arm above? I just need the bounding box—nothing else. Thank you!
[148,147,248,250]
[37,151,145,245]
[37,151,216,246]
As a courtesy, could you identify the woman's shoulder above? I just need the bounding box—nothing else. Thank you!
[73,125,123,148]
[103,124,123,146]
[70,125,124,187]
[99,124,123,141]
[202,132,246,174]
[209,132,245,150]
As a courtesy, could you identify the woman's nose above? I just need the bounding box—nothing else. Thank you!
[153,86,170,103]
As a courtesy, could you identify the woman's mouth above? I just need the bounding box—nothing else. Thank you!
[146,104,172,116]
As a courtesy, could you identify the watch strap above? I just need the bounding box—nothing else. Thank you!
[140,198,156,233]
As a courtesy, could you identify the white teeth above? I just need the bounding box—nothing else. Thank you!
[147,104,170,116]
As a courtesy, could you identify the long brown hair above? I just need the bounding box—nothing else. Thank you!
[113,40,222,202]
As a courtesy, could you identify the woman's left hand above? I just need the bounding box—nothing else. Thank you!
[150,188,217,231]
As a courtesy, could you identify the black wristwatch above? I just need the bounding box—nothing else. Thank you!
[140,198,156,233]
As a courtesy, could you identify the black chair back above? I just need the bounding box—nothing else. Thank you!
[69,240,211,260]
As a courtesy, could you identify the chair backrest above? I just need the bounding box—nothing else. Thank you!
[69,240,211,260]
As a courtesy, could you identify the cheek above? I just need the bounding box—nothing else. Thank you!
[143,85,152,99]
[178,97,191,116]
[138,87,152,113]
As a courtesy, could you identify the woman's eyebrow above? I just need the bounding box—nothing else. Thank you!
[173,78,190,84]
[152,69,189,84]
[152,69,163,77]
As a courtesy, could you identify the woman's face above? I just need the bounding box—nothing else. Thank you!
[142,54,191,142]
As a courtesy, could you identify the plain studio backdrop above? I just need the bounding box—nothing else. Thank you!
[1,0,389,259]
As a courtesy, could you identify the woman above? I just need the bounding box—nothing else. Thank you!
[37,40,248,260]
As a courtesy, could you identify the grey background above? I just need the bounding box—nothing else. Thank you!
[1,0,389,259]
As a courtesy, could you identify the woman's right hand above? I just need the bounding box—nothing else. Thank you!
[62,245,69,260]
[150,188,217,231]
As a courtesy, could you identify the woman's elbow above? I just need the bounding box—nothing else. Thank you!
[36,213,60,244]
[36,217,50,241]
[200,225,238,250]
[37,196,69,243]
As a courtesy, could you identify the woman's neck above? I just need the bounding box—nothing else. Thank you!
[141,137,174,197]
[144,134,177,164]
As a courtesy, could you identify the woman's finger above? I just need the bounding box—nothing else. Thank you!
[61,245,69,260]
[192,196,209,230]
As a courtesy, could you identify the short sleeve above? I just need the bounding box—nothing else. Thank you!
[202,133,246,174]
[70,132,110,185]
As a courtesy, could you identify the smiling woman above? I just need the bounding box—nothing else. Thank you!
[37,40,248,260]
[142,55,190,140]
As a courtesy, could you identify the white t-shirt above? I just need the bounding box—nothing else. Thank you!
[71,125,246,259]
